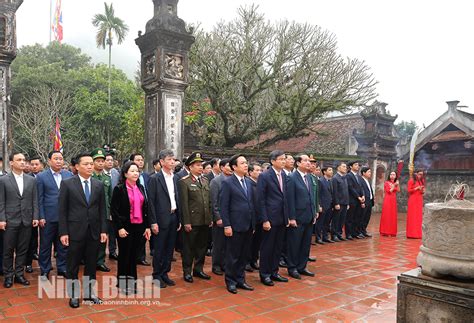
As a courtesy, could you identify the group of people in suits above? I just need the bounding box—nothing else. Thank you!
[0,147,378,307]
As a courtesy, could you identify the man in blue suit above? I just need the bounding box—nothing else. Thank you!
[318,166,335,243]
[286,154,316,279]
[37,151,73,279]
[360,167,374,237]
[257,150,289,286]
[220,154,255,294]
[346,161,365,240]
[148,149,181,288]
[331,162,349,242]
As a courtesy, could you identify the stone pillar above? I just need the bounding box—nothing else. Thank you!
[136,0,195,170]
[0,0,23,172]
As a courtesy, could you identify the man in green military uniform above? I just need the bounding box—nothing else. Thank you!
[91,148,112,272]
[178,152,213,283]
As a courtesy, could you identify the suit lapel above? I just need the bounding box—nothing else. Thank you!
[8,173,21,197]
[73,176,88,205]
[231,175,248,199]
[157,172,170,196]
[269,169,283,196]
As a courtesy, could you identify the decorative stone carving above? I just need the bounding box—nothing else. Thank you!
[144,54,156,78]
[164,54,184,80]
[417,200,474,279]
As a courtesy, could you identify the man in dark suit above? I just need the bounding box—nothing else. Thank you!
[149,149,181,288]
[130,153,152,266]
[205,158,220,182]
[247,163,262,270]
[0,152,39,288]
[318,167,335,243]
[286,154,316,280]
[220,154,255,294]
[346,161,365,240]
[360,167,374,237]
[331,162,349,242]
[209,158,232,276]
[257,150,289,286]
[59,153,107,308]
[104,153,119,260]
[37,151,73,280]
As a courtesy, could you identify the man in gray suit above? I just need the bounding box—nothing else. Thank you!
[0,152,39,288]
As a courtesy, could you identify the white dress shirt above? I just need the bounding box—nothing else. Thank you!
[51,169,62,189]
[78,174,91,195]
[163,170,177,212]
[13,172,24,196]
[362,177,373,200]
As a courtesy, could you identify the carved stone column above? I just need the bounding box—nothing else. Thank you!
[0,0,23,171]
[136,0,195,169]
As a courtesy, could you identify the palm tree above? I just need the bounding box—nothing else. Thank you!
[92,2,129,116]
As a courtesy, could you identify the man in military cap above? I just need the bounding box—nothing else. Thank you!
[178,152,213,283]
[91,148,112,272]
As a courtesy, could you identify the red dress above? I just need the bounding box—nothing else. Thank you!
[406,178,424,238]
[379,181,398,236]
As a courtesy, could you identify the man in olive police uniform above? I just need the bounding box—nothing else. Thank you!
[178,152,213,283]
[91,148,112,272]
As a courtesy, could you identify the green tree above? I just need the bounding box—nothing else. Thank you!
[92,2,129,112]
[395,120,417,139]
[187,6,377,147]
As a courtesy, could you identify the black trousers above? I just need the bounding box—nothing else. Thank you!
[3,223,31,279]
[322,208,333,240]
[39,221,67,274]
[152,214,178,280]
[108,219,117,255]
[259,224,285,278]
[211,225,225,271]
[66,226,100,298]
[249,224,262,264]
[361,204,373,234]
[26,226,38,266]
[117,223,144,290]
[182,225,208,275]
[331,205,347,237]
[315,211,326,241]
[224,229,252,287]
[287,222,313,273]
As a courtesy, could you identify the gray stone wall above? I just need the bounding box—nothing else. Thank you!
[397,170,474,212]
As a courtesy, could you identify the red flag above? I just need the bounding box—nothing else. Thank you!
[52,0,63,43]
[53,117,63,153]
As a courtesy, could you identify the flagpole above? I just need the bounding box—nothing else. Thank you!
[49,0,52,43]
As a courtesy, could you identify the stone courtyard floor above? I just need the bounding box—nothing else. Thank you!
[0,213,422,322]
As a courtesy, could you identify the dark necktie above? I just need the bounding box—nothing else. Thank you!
[304,175,310,192]
[84,180,90,204]
[241,178,248,197]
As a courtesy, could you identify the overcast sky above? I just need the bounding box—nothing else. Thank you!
[16,0,474,127]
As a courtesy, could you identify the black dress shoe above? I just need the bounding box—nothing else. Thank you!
[69,298,80,308]
[271,274,289,282]
[14,275,30,286]
[299,269,315,277]
[363,232,372,238]
[83,296,103,304]
[323,238,335,243]
[338,236,347,241]
[193,271,211,280]
[25,265,33,273]
[3,277,13,288]
[278,259,288,268]
[346,236,354,240]
[356,234,365,239]
[212,268,223,276]
[250,262,259,270]
[40,272,49,281]
[227,285,237,294]
[183,274,193,283]
[96,264,111,272]
[316,239,325,245]
[332,236,341,242]
[237,282,254,291]
[138,260,151,266]
[57,271,67,277]
[260,277,274,286]
[162,276,176,286]
[308,256,316,262]
[288,271,301,279]
[33,253,39,261]
[153,278,167,288]
[244,264,254,272]
[109,253,119,260]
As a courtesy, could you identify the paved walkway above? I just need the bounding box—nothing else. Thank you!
[0,213,421,322]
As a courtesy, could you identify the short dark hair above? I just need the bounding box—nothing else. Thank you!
[248,163,261,173]
[9,151,24,162]
[336,161,347,169]
[105,153,114,159]
[129,153,144,161]
[361,167,371,175]
[321,166,332,175]
[229,154,245,171]
[209,158,220,167]
[70,157,77,166]
[152,158,160,166]
[269,150,285,163]
[120,161,139,184]
[294,154,308,166]
[30,156,42,162]
[219,158,230,169]
[348,161,359,168]
[75,153,92,164]
[159,149,174,161]
[48,150,62,159]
